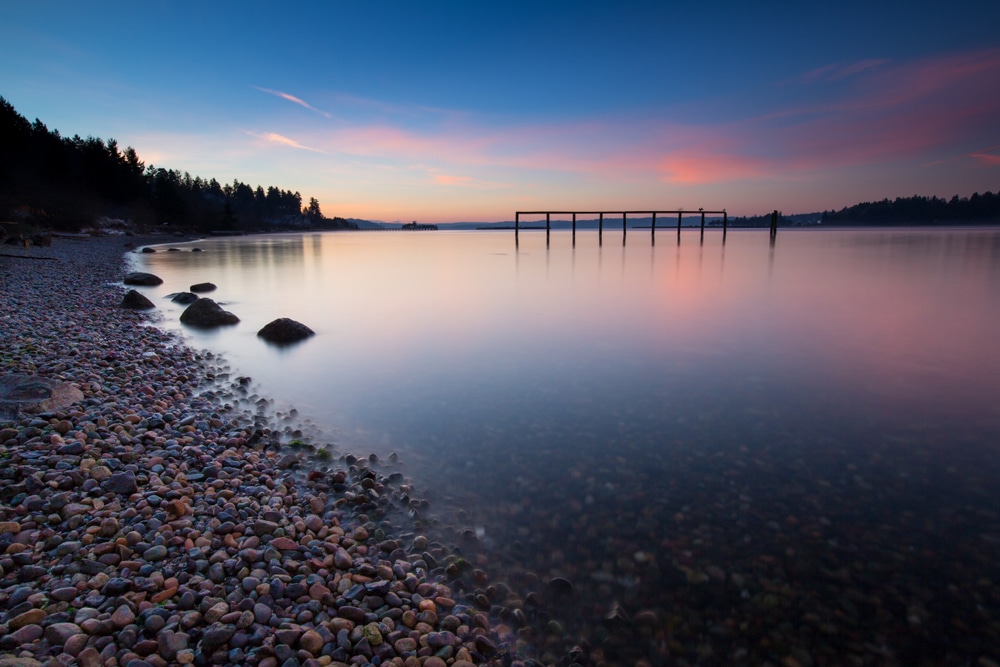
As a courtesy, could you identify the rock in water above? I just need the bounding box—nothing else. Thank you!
[121,289,155,310]
[180,298,239,327]
[257,318,315,344]
[170,292,199,305]
[124,271,163,286]
[190,282,217,293]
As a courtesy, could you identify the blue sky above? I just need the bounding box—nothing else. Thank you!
[2,1,999,222]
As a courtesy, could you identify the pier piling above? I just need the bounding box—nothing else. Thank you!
[512,209,732,248]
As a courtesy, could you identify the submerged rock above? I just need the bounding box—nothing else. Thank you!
[121,289,155,310]
[180,298,239,327]
[169,291,199,305]
[190,282,217,293]
[123,271,163,286]
[257,318,315,344]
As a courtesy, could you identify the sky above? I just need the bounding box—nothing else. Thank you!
[2,1,999,223]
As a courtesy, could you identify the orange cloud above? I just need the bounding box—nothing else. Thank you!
[433,174,473,185]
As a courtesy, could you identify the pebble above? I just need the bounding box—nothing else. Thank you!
[0,238,507,667]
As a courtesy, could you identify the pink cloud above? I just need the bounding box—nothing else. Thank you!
[657,152,773,185]
[970,149,1000,167]
[660,46,1000,182]
[288,46,1000,191]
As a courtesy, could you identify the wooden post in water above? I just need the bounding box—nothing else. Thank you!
[677,211,683,242]
[622,212,627,246]
[572,213,577,247]
[515,212,519,248]
[651,211,657,246]
[599,213,604,246]
[700,209,706,245]
[546,213,551,247]
[770,210,778,242]
[722,210,728,243]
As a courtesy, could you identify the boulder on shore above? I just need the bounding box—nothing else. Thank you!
[190,282,217,293]
[180,298,239,327]
[123,271,163,286]
[121,289,155,310]
[257,318,315,344]
[0,375,84,414]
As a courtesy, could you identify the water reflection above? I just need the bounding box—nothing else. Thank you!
[136,228,1000,665]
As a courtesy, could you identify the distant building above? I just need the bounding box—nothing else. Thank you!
[401,221,438,231]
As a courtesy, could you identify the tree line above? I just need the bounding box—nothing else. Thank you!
[820,192,1000,225]
[0,97,355,233]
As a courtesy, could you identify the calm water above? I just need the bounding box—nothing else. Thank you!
[135,228,1000,665]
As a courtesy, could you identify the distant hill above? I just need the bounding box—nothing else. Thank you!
[346,218,393,230]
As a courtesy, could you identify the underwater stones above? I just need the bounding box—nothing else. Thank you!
[257,317,315,344]
[179,298,239,327]
[121,289,155,310]
[123,271,163,286]
[0,236,517,667]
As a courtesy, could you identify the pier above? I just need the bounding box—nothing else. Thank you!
[514,209,739,247]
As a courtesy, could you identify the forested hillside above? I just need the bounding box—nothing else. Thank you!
[0,97,354,233]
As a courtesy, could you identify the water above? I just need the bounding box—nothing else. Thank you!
[135,228,1000,665]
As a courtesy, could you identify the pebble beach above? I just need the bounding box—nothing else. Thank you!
[0,237,513,667]
[4,234,1000,667]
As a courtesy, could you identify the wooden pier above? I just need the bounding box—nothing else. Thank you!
[514,209,736,247]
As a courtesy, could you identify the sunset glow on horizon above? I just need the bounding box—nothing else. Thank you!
[2,1,999,223]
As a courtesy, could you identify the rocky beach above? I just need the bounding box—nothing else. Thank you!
[0,237,514,667]
[4,234,1000,667]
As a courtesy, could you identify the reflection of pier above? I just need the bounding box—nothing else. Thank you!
[513,209,780,247]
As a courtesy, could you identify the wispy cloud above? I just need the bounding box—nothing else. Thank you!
[253,86,331,118]
[246,131,324,153]
[969,145,1000,166]
[784,58,890,85]
[235,46,1000,196]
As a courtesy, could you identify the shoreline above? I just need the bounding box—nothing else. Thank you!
[0,236,513,667]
